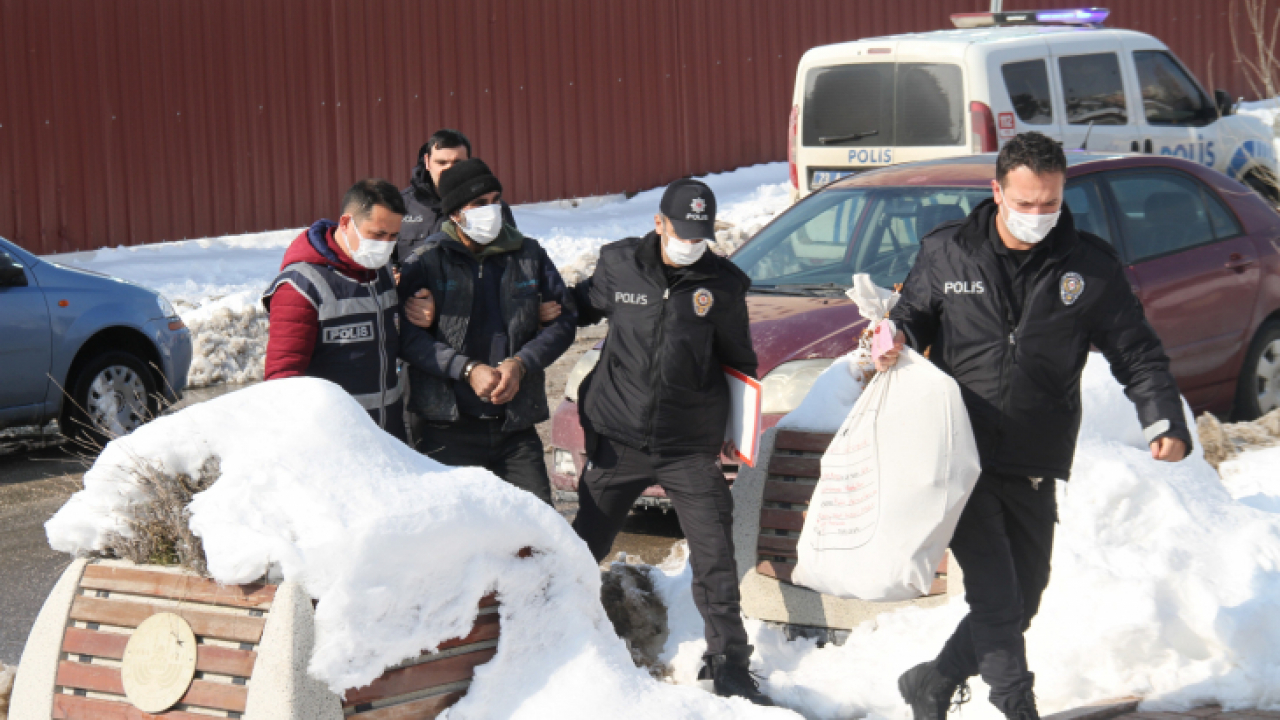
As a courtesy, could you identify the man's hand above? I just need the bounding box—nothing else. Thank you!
[490,358,524,405]
[1150,436,1187,463]
[393,268,402,285]
[539,301,562,324]
[405,289,435,328]
[874,330,906,372]
[469,364,500,401]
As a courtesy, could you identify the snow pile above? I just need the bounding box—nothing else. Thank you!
[43,164,790,386]
[1237,97,1280,138]
[654,354,1280,718]
[45,378,793,719]
[1197,409,1280,469]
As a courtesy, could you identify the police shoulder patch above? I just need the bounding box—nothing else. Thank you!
[1060,272,1085,306]
[693,287,714,317]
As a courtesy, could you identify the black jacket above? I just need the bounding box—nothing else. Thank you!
[573,232,758,455]
[396,147,516,266]
[889,200,1192,479]
[398,225,576,431]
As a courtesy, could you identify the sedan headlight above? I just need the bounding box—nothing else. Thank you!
[761,358,836,415]
[156,294,178,320]
[565,348,601,403]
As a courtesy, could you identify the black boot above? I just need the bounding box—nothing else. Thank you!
[699,645,775,706]
[1001,686,1040,720]
[898,661,969,720]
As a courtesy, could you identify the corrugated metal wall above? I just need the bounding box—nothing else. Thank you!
[0,0,1266,254]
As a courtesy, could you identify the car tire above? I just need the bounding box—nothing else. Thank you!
[1234,319,1280,421]
[64,350,160,447]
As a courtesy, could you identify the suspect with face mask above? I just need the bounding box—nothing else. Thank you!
[567,179,772,707]
[262,179,416,439]
[396,159,577,504]
[877,132,1192,720]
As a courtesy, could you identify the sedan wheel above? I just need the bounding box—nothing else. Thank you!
[1255,338,1280,415]
[86,364,150,437]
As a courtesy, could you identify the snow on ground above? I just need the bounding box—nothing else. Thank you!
[45,378,792,719]
[41,163,790,389]
[1233,98,1280,160]
[653,352,1280,718]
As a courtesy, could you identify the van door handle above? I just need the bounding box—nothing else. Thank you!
[1225,253,1256,272]
[1130,140,1140,152]
[1144,139,1153,154]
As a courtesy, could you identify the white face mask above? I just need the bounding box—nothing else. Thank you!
[345,220,396,269]
[459,204,504,245]
[998,189,1060,245]
[665,234,708,266]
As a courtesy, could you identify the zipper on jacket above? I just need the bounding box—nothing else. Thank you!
[371,278,388,428]
[645,287,671,448]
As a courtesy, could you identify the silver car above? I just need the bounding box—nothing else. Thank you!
[0,237,192,443]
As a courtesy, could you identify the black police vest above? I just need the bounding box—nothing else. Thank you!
[263,262,402,429]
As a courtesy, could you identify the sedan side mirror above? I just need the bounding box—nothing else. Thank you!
[0,252,29,287]
[1215,89,1235,117]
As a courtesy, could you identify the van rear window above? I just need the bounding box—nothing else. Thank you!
[803,62,964,148]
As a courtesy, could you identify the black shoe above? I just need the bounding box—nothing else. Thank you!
[1002,686,1040,720]
[700,646,775,706]
[898,661,969,720]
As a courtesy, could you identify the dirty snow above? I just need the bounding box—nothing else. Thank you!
[42,164,789,389]
[44,378,793,718]
[0,662,13,720]
[656,353,1280,718]
[1234,97,1280,159]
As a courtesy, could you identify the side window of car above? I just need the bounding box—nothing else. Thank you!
[1132,50,1213,127]
[1001,60,1053,125]
[1058,53,1128,126]
[1063,178,1112,244]
[1104,170,1222,262]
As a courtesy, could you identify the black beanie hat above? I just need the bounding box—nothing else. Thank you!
[439,158,503,218]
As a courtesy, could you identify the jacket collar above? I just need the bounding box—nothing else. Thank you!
[408,143,442,208]
[960,199,1077,265]
[635,232,718,284]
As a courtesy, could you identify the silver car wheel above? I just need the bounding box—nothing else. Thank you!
[87,364,149,438]
[1256,339,1280,415]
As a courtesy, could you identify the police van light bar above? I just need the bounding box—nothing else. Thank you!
[950,8,1109,28]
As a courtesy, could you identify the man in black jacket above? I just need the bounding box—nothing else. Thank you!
[396,129,516,266]
[570,179,772,706]
[398,159,575,504]
[882,133,1191,720]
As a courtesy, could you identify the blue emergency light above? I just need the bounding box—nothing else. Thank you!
[950,7,1109,28]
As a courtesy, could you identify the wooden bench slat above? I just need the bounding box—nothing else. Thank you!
[53,694,213,720]
[767,456,821,478]
[349,690,467,719]
[759,508,806,533]
[478,593,498,609]
[436,612,500,653]
[774,430,835,454]
[55,661,248,713]
[762,481,817,505]
[343,648,497,707]
[80,565,275,609]
[756,560,795,583]
[756,535,798,559]
[61,627,258,678]
[69,596,265,644]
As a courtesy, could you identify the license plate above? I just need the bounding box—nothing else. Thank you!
[810,170,856,189]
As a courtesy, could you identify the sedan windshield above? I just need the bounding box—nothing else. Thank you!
[732,187,992,291]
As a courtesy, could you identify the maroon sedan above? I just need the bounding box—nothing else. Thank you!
[549,152,1280,505]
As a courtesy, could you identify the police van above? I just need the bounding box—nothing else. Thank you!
[789,8,1278,201]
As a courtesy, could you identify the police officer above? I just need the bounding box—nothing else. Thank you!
[570,179,772,706]
[881,133,1191,720]
[262,179,412,439]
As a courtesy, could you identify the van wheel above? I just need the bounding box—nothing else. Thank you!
[63,351,159,447]
[1244,172,1280,206]
[1235,320,1280,420]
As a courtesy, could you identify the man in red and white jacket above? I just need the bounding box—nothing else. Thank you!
[263,179,436,441]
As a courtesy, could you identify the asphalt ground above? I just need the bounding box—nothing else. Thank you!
[0,321,682,665]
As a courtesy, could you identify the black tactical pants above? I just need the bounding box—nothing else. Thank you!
[414,414,554,505]
[935,471,1057,714]
[572,435,749,656]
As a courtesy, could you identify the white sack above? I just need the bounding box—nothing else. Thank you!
[791,347,981,601]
